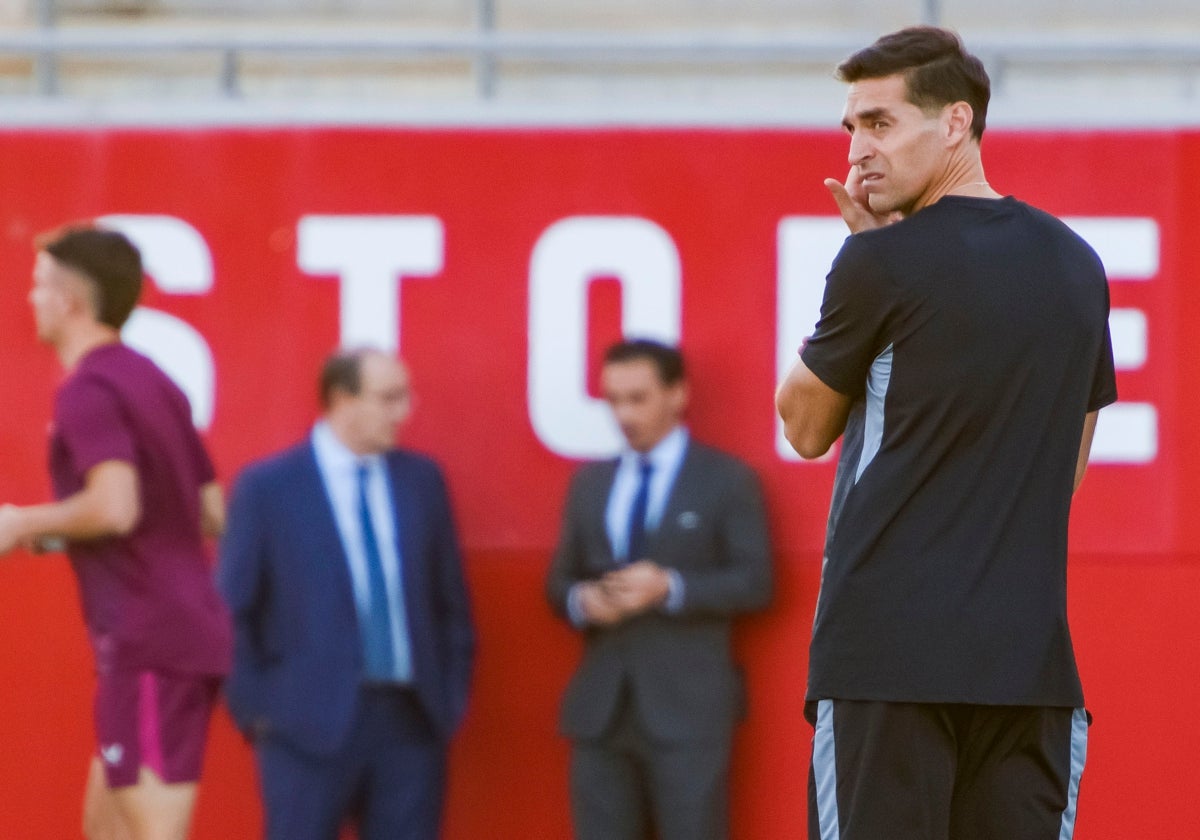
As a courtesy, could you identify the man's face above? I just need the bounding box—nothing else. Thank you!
[601,359,687,454]
[335,354,414,455]
[28,252,84,345]
[841,73,949,217]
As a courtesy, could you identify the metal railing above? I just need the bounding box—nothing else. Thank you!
[7,0,1200,104]
[4,27,1200,99]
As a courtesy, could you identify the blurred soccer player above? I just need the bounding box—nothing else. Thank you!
[0,225,231,840]
[776,27,1116,840]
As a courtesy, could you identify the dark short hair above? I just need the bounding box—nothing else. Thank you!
[603,339,686,386]
[38,224,143,329]
[318,348,370,409]
[837,26,990,141]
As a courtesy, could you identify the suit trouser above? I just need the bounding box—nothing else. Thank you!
[256,685,445,840]
[570,693,733,840]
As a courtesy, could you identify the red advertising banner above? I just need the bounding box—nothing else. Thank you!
[0,128,1195,838]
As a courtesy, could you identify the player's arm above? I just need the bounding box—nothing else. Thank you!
[1073,411,1099,493]
[200,481,226,538]
[776,356,854,459]
[0,460,140,554]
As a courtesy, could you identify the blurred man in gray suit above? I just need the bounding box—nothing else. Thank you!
[546,338,773,840]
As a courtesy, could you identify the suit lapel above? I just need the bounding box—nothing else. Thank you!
[595,460,620,563]
[383,453,421,613]
[650,440,699,552]
[297,443,360,615]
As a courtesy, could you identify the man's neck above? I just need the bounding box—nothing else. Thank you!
[322,416,385,459]
[630,424,686,458]
[55,322,120,370]
[912,148,998,213]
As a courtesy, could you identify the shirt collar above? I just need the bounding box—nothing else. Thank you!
[311,420,383,473]
[621,425,689,472]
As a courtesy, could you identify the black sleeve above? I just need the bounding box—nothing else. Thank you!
[1087,292,1119,413]
[799,234,894,399]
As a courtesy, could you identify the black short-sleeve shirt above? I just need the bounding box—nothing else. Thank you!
[801,196,1117,707]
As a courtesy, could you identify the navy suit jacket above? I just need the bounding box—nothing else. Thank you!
[217,441,475,757]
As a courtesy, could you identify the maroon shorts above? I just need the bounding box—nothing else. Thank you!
[94,669,221,788]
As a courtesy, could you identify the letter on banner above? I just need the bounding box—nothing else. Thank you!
[297,215,444,353]
[775,217,846,461]
[775,215,1160,466]
[100,214,216,430]
[529,216,682,459]
[1063,217,1160,464]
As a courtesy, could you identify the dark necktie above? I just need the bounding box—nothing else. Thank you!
[625,457,654,563]
[357,463,396,681]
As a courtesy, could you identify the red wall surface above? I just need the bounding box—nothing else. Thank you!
[0,128,1195,837]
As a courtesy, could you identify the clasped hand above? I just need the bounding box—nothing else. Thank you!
[579,560,672,626]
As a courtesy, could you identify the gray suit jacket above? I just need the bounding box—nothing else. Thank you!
[545,439,773,743]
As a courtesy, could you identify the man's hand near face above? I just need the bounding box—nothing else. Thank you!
[825,169,903,234]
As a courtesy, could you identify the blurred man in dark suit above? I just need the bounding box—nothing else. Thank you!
[546,338,773,840]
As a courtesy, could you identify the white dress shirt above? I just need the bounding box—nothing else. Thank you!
[606,425,690,561]
[310,421,412,682]
[568,425,689,626]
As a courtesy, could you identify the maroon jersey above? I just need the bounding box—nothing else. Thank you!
[49,343,230,676]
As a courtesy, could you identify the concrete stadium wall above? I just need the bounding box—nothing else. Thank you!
[46,0,1200,32]
[4,2,1199,124]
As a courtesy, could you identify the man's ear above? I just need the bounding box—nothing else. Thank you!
[63,270,100,320]
[943,100,974,145]
[670,380,690,418]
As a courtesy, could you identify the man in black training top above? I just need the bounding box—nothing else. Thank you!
[776,26,1116,840]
